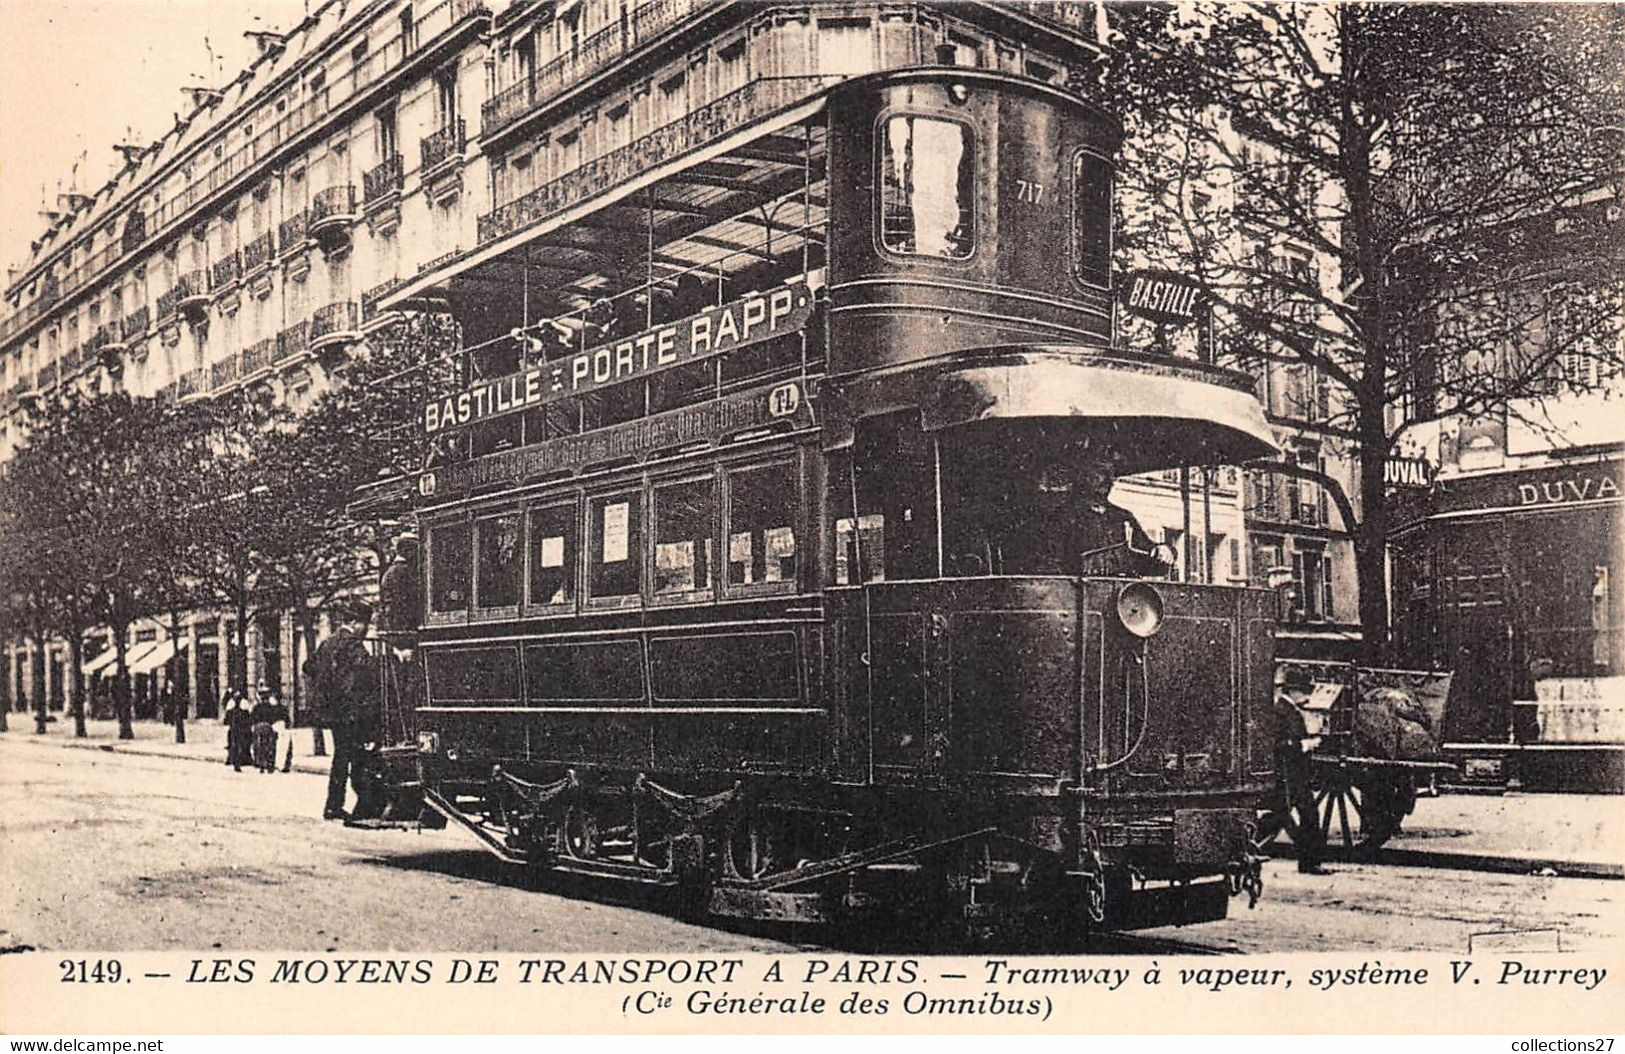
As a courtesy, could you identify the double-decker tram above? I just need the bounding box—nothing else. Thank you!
[362,69,1280,936]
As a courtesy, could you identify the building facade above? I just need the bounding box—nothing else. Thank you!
[0,0,1109,717]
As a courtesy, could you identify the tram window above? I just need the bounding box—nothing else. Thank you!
[880,116,974,259]
[588,491,642,600]
[727,461,798,590]
[834,514,887,585]
[653,477,716,600]
[1073,151,1112,288]
[527,502,576,608]
[429,522,472,614]
[475,513,522,609]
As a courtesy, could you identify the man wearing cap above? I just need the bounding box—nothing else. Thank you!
[1270,665,1329,874]
[378,534,422,652]
[308,601,379,820]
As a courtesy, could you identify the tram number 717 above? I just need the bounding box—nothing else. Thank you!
[1014,179,1047,205]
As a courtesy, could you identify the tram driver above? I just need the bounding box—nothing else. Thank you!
[1008,451,1171,579]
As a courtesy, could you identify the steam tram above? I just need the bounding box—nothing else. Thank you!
[369,69,1280,934]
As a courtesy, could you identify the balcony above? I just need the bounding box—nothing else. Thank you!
[241,338,275,380]
[278,210,310,256]
[276,320,310,363]
[364,155,404,205]
[177,367,207,403]
[363,155,405,237]
[310,186,359,255]
[420,119,467,206]
[211,252,243,292]
[176,268,210,323]
[279,210,312,281]
[480,0,716,143]
[120,305,150,343]
[310,301,362,355]
[210,355,242,393]
[243,231,274,273]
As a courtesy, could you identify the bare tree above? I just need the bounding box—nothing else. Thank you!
[1100,2,1625,657]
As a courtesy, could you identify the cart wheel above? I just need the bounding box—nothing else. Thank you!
[1312,767,1404,855]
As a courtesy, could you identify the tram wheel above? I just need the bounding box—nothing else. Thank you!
[561,805,601,861]
[1313,768,1404,855]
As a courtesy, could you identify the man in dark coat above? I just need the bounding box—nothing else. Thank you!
[1013,457,1169,577]
[307,601,378,820]
[1271,666,1329,874]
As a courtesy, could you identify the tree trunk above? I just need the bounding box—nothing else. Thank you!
[113,635,134,740]
[31,630,48,734]
[235,599,251,695]
[297,608,326,757]
[67,630,87,738]
[1355,401,1393,665]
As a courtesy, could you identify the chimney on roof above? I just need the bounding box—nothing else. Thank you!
[183,86,225,108]
[245,29,287,56]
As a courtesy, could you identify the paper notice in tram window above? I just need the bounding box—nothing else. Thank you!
[729,531,754,583]
[539,535,565,568]
[603,502,629,563]
[766,525,796,582]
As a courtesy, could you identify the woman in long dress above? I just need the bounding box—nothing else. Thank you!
[223,691,253,772]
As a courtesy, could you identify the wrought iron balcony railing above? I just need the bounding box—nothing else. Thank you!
[211,252,243,290]
[156,287,181,321]
[278,210,309,253]
[312,185,358,225]
[210,355,242,391]
[276,320,310,362]
[120,305,150,341]
[243,231,275,272]
[311,301,362,343]
[241,337,275,376]
[481,0,715,139]
[364,155,404,203]
[420,119,466,172]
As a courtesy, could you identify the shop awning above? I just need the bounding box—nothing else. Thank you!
[128,637,186,676]
[81,649,119,677]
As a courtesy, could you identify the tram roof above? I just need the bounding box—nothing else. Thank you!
[826,346,1279,470]
[378,76,838,325]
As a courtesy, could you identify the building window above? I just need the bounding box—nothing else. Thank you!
[527,502,576,607]
[435,66,459,128]
[429,522,472,614]
[400,6,416,51]
[818,17,874,77]
[588,491,641,600]
[727,461,798,591]
[879,115,974,259]
[475,513,522,610]
[653,476,715,600]
[1321,552,1336,619]
[1073,151,1112,288]
[377,106,398,160]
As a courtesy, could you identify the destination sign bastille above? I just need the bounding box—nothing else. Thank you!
[1120,268,1207,327]
[423,282,815,434]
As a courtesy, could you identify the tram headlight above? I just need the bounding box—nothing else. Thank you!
[417,731,440,755]
[1116,582,1166,639]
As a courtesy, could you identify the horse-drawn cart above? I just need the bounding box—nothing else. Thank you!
[1262,660,1458,855]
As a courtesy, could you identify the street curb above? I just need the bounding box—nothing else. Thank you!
[7,731,331,777]
[1263,841,1622,881]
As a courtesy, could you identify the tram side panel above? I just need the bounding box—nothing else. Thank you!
[824,73,1120,375]
[420,623,826,781]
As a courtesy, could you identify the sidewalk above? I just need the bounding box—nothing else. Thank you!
[4,715,332,776]
[1378,790,1624,878]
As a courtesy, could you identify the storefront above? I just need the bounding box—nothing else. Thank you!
[1389,448,1623,791]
